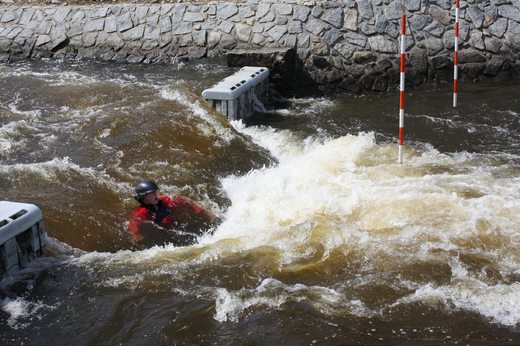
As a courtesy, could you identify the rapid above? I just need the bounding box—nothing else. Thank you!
[1,60,520,344]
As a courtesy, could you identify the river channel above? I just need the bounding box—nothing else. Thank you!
[1,60,520,344]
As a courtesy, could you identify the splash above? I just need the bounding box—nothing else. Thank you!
[1,298,57,329]
[214,278,375,322]
[159,86,236,144]
[397,281,520,326]
[0,157,132,193]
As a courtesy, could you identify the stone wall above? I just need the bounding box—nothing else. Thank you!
[1,0,520,94]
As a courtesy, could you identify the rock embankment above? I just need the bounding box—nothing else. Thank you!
[1,0,519,94]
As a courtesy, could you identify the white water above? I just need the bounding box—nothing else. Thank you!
[202,122,520,325]
[9,110,515,328]
[2,63,520,333]
[59,121,520,327]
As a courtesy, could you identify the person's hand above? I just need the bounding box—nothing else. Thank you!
[202,209,218,222]
[130,233,144,244]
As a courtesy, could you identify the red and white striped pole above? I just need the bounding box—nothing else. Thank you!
[453,0,459,108]
[398,13,406,164]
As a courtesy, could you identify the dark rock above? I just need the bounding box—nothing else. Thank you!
[409,47,428,73]
[458,49,486,63]
[484,36,502,53]
[429,0,451,10]
[353,51,376,64]
[360,74,376,90]
[373,76,388,91]
[425,37,444,55]
[219,33,237,50]
[312,41,329,56]
[337,77,361,93]
[324,69,343,83]
[313,55,330,69]
[377,58,393,72]
[50,34,69,52]
[484,56,505,76]
[99,49,114,61]
[127,52,144,63]
[504,33,520,53]
[498,45,517,62]
[111,49,128,62]
[346,64,366,78]
[430,55,451,69]
[424,21,445,37]
[461,62,485,80]
[513,61,520,76]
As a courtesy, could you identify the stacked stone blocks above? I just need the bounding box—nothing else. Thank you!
[0,0,519,93]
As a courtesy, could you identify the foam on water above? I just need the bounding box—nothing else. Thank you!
[0,120,31,157]
[0,156,132,194]
[1,297,55,329]
[201,123,520,325]
[159,86,236,144]
[397,281,520,326]
[214,278,376,322]
[3,63,520,330]
[42,119,520,327]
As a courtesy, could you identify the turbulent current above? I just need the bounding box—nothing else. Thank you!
[1,60,520,344]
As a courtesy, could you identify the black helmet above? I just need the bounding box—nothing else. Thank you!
[134,180,159,200]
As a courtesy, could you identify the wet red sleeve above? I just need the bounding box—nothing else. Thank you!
[170,195,204,214]
[128,207,151,235]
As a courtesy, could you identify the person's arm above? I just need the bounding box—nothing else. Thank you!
[170,196,217,221]
[128,208,149,241]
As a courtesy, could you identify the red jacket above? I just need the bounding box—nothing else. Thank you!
[128,195,204,235]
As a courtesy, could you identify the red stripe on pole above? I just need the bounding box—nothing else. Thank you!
[453,0,460,108]
[398,13,406,164]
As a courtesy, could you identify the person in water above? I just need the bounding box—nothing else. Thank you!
[128,180,216,246]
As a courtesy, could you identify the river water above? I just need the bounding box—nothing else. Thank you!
[1,60,520,344]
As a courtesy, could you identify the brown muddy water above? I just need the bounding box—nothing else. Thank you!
[1,59,520,345]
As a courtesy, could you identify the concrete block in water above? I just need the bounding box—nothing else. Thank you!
[202,66,269,121]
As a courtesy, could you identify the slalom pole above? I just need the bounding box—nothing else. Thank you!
[398,12,406,164]
[453,0,459,108]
